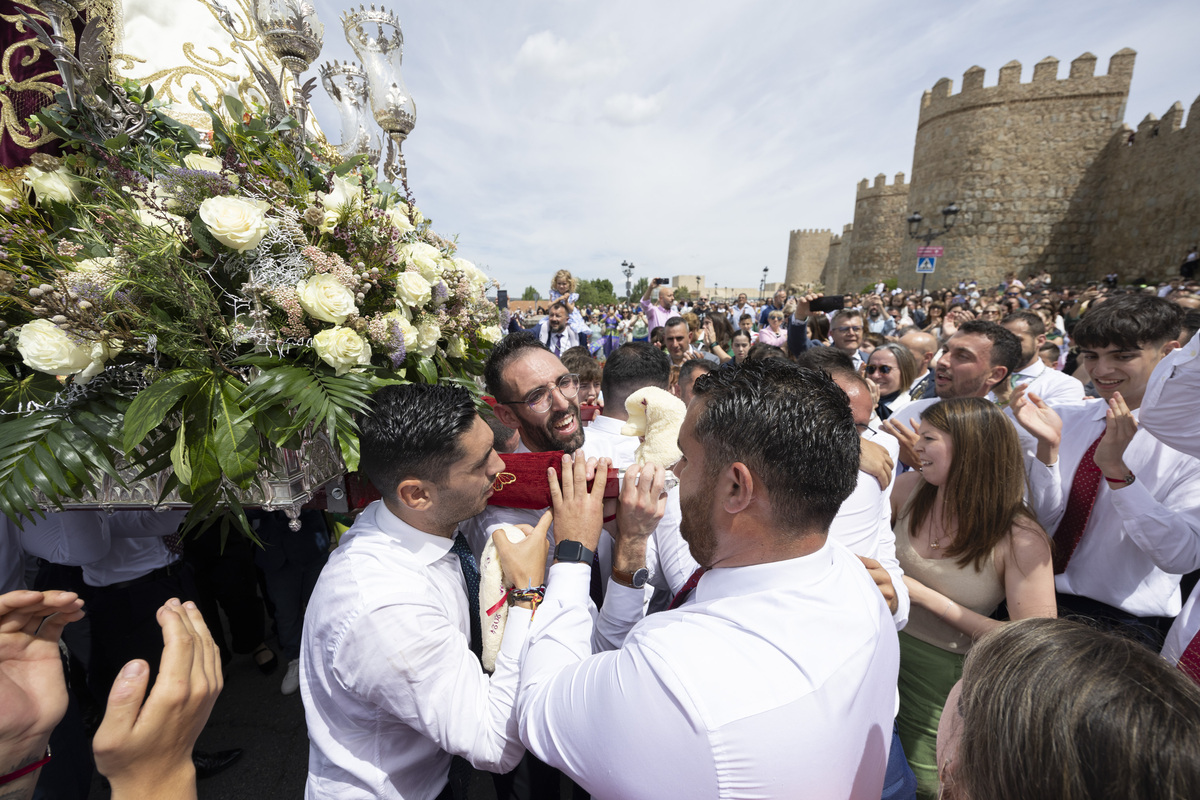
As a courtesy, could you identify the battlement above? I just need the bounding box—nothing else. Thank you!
[1112,97,1199,145]
[856,172,908,198]
[918,49,1136,128]
[789,228,834,235]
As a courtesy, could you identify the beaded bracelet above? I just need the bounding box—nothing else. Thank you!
[509,586,546,615]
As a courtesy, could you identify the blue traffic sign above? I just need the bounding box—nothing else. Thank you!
[916,257,937,274]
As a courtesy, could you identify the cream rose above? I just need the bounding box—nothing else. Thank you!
[0,177,27,209]
[296,273,357,324]
[395,271,432,307]
[385,310,419,354]
[198,196,271,252]
[318,208,341,234]
[446,336,465,358]
[183,153,225,173]
[17,319,119,383]
[416,320,441,357]
[387,203,415,234]
[136,209,188,245]
[479,324,503,345]
[25,166,79,205]
[455,258,490,294]
[316,175,362,212]
[313,326,372,375]
[398,242,442,279]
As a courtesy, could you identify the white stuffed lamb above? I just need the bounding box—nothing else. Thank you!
[478,523,527,672]
[619,386,687,468]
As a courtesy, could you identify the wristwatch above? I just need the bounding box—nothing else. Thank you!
[554,540,595,565]
[1104,471,1136,488]
[611,565,649,589]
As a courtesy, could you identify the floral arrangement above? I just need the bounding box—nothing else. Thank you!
[0,86,502,533]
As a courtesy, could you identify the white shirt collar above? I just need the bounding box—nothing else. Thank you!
[1012,358,1046,382]
[588,415,628,436]
[369,501,455,567]
[694,538,836,603]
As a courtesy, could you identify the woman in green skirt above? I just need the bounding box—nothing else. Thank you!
[889,398,1057,799]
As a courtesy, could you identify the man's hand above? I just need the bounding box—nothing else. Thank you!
[0,589,85,784]
[1010,385,1062,464]
[93,599,222,800]
[880,417,920,470]
[615,464,668,543]
[857,556,898,614]
[859,438,894,490]
[1093,391,1137,482]
[548,452,610,554]
[494,512,553,591]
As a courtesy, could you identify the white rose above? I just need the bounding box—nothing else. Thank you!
[198,196,271,252]
[0,177,27,209]
[395,271,432,307]
[479,324,502,345]
[16,319,118,382]
[455,258,490,294]
[25,166,79,205]
[446,336,465,358]
[387,203,415,234]
[384,310,419,354]
[398,242,442,280]
[183,153,225,173]
[318,208,341,234]
[316,174,362,212]
[296,274,357,324]
[416,320,441,357]
[312,326,372,376]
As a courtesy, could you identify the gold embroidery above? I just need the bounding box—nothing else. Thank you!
[491,472,517,492]
[1,1,61,150]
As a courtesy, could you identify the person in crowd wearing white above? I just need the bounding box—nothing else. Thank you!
[996,310,1084,405]
[508,361,900,800]
[1010,295,1200,648]
[300,383,550,800]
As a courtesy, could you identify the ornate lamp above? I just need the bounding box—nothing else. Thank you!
[343,5,416,184]
[319,60,379,160]
[253,0,324,134]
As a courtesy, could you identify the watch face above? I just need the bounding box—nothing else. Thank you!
[631,568,649,589]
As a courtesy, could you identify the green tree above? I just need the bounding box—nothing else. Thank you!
[577,278,618,307]
[673,286,691,303]
[629,276,649,302]
[521,286,540,301]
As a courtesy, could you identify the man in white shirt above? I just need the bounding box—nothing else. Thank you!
[511,360,900,799]
[534,302,579,356]
[1011,295,1199,648]
[999,310,1085,405]
[301,384,549,800]
[732,293,755,324]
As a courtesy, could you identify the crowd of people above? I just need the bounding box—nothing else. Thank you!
[2,269,1200,800]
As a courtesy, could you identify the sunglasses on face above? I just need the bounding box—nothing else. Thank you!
[865,365,894,375]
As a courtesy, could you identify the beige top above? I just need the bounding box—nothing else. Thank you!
[895,514,1005,654]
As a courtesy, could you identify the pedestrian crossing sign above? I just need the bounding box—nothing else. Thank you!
[916,257,936,274]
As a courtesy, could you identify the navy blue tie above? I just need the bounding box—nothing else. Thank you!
[450,533,483,660]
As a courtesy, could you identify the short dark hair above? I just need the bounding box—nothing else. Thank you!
[793,347,869,394]
[548,300,569,314]
[690,361,858,534]
[484,331,548,399]
[1002,309,1046,338]
[678,358,716,386]
[664,316,687,331]
[359,384,478,500]
[560,346,601,383]
[601,342,670,401]
[1072,295,1183,351]
[746,342,789,362]
[954,320,1024,376]
[739,313,754,323]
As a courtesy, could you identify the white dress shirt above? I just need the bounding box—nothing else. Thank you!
[984,357,1085,406]
[1025,401,1200,617]
[15,509,185,587]
[516,541,900,800]
[301,501,531,800]
[1140,336,1200,457]
[535,322,580,355]
[832,429,909,630]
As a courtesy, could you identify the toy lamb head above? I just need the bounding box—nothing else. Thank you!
[619,386,686,468]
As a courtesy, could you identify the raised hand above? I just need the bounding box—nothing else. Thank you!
[548,452,610,554]
[1093,391,1138,481]
[616,463,668,542]
[880,417,920,470]
[494,512,553,591]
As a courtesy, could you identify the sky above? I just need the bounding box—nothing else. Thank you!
[307,0,1199,297]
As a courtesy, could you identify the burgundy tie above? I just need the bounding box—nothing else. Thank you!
[1179,630,1200,685]
[668,566,707,610]
[1050,432,1105,574]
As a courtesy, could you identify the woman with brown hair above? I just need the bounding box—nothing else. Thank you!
[937,618,1200,800]
[889,398,1056,799]
[922,302,946,337]
[701,311,737,363]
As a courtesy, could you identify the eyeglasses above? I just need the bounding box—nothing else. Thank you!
[497,373,580,413]
[865,365,894,375]
[855,422,878,436]
[833,325,863,334]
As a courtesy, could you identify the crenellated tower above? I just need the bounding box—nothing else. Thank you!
[784,228,835,289]
[844,173,909,292]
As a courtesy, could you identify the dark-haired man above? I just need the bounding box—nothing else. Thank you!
[1012,295,1200,647]
[510,361,900,799]
[999,310,1084,405]
[535,301,579,356]
[677,358,716,405]
[301,383,549,800]
[662,317,719,366]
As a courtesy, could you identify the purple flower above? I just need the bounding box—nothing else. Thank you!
[389,319,407,367]
[434,281,448,301]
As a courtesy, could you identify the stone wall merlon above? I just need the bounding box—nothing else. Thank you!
[917,49,1136,126]
[855,172,909,198]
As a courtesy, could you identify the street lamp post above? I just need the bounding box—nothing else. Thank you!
[906,202,960,296]
[759,267,769,301]
[621,260,636,303]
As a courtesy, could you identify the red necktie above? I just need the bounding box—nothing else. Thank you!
[1179,630,1200,685]
[669,566,707,609]
[1050,432,1105,574]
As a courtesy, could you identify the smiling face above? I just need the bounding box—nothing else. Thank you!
[1079,342,1171,410]
[554,276,572,295]
[934,332,1002,399]
[546,305,568,333]
[913,420,954,486]
[498,348,584,453]
[830,313,863,354]
[866,349,903,395]
[739,316,754,333]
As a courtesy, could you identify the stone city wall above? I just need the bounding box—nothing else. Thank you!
[844,173,908,292]
[784,229,834,289]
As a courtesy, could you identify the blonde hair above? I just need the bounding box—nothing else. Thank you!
[552,269,577,293]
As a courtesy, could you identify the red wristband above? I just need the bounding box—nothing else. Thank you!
[0,746,51,786]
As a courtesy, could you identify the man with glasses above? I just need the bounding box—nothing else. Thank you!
[829,309,870,371]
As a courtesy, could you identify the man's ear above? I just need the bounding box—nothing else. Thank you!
[396,479,433,512]
[1160,339,1181,358]
[721,462,755,515]
[492,402,520,431]
[987,365,1009,392]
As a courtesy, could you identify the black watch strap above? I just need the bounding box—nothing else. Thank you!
[554,540,595,565]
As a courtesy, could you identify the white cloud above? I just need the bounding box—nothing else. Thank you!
[513,30,624,83]
[603,91,665,126]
